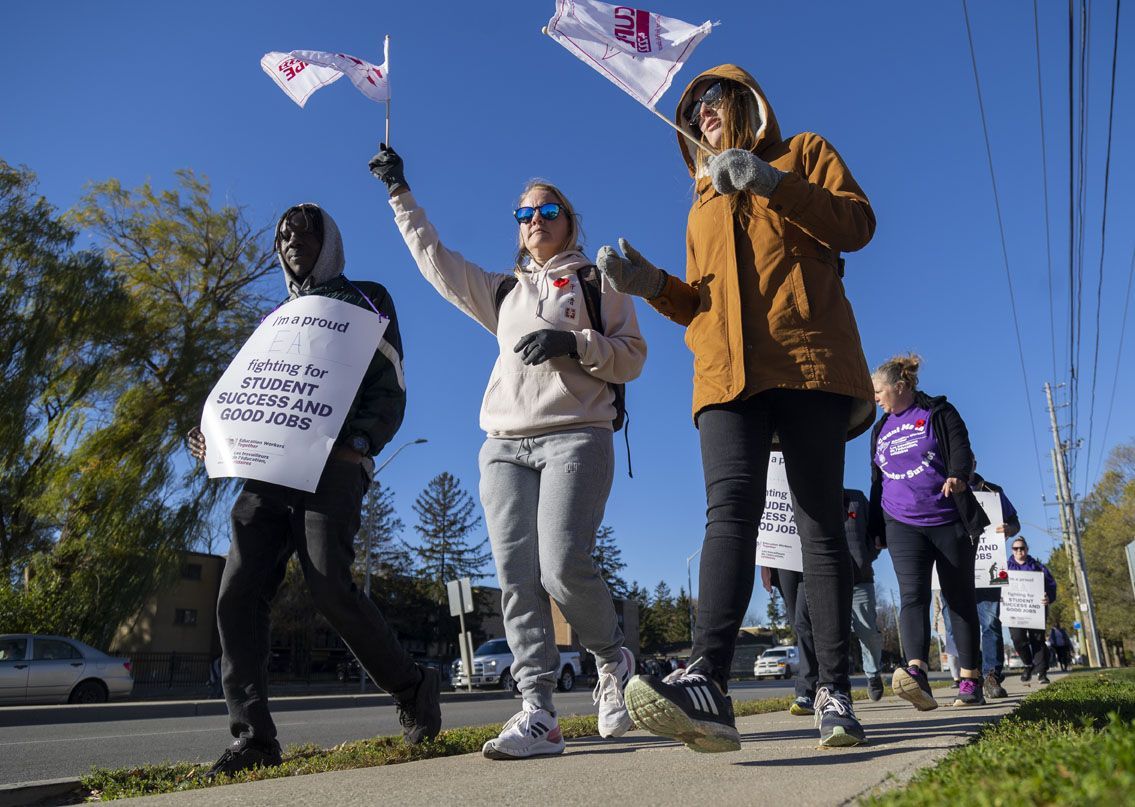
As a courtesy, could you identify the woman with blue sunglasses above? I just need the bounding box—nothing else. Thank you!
[369,144,646,760]
[597,65,877,751]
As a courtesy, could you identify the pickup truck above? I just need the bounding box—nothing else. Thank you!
[452,638,582,693]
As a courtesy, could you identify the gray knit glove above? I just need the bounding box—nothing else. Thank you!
[596,238,668,300]
[708,148,784,197]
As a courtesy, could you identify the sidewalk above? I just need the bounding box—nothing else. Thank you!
[123,675,1054,806]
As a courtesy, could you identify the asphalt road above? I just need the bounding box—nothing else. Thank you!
[0,678,829,784]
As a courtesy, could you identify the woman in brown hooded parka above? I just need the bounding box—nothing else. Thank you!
[599,65,876,750]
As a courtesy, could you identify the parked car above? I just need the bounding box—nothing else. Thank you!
[753,646,800,680]
[0,634,133,705]
[451,638,582,693]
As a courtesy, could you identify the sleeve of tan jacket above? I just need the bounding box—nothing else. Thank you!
[642,228,702,327]
[766,132,876,253]
[389,191,509,334]
[574,272,648,384]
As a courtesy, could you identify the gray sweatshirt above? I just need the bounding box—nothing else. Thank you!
[390,192,646,438]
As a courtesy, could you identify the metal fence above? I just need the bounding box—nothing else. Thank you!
[130,652,214,689]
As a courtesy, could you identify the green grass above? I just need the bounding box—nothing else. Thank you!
[78,678,954,801]
[862,669,1135,807]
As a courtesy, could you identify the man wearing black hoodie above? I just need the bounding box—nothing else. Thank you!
[188,203,440,777]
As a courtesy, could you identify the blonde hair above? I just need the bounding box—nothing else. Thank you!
[691,81,763,227]
[873,353,922,391]
[514,179,584,268]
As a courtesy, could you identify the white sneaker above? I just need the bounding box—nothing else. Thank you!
[482,701,565,760]
[594,647,635,738]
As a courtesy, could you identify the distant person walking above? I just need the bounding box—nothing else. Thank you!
[1007,538,1057,684]
[370,146,646,759]
[869,354,990,710]
[970,469,1021,699]
[1049,623,1072,672]
[601,64,878,749]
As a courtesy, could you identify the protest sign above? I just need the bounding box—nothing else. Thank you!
[755,452,803,572]
[930,490,1007,590]
[201,295,387,492]
[1002,570,1047,630]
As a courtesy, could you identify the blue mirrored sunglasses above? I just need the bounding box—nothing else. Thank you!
[513,202,564,224]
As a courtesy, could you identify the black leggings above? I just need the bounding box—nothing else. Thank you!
[885,516,981,670]
[691,389,853,694]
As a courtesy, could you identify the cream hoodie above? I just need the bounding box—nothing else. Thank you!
[390,192,646,438]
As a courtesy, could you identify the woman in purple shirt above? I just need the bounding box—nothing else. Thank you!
[867,354,990,710]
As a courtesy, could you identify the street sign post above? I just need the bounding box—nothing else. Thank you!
[447,577,475,692]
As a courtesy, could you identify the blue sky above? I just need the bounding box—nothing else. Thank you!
[4,1,1132,622]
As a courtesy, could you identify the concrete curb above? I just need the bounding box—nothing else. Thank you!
[0,688,517,728]
[0,778,84,807]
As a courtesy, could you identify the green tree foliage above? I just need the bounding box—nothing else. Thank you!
[410,472,490,601]
[0,167,277,647]
[0,161,125,585]
[354,480,410,580]
[1049,441,1135,659]
[591,525,628,598]
[633,581,694,653]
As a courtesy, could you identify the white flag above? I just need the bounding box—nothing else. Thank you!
[290,48,390,104]
[260,43,389,108]
[260,52,344,108]
[545,0,713,109]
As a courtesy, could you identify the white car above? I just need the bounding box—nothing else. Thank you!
[753,646,800,679]
[452,638,582,693]
[0,634,133,704]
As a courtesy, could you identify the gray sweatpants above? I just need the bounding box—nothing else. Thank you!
[478,427,624,711]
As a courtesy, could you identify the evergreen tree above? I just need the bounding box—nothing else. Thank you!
[591,524,629,598]
[354,480,410,580]
[410,472,491,601]
[673,587,694,644]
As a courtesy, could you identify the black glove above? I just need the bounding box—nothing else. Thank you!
[368,143,408,194]
[513,329,578,366]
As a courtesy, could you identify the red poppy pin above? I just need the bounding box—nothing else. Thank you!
[848,511,857,519]
[553,277,570,288]
[998,570,1008,580]
[915,419,926,428]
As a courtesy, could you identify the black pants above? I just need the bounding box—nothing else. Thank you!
[885,517,980,670]
[217,459,420,743]
[775,569,817,699]
[692,389,853,694]
[1010,626,1049,677]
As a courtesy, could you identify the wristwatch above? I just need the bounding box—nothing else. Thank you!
[349,435,370,456]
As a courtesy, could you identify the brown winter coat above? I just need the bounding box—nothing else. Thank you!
[646,64,876,438]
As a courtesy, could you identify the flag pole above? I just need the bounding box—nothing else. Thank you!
[648,106,716,157]
[383,35,391,145]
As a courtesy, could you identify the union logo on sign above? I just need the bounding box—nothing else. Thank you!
[613,6,653,53]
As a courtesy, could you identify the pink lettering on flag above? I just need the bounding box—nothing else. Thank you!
[278,59,309,81]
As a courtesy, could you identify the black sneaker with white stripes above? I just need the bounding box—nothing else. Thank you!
[625,663,740,753]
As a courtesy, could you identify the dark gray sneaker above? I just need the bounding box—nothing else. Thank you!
[866,675,884,702]
[203,738,282,780]
[815,687,867,747]
[983,672,1008,699]
[952,677,986,706]
[396,665,442,745]
[625,664,740,753]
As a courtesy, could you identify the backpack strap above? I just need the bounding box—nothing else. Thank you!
[494,275,519,316]
[574,265,632,477]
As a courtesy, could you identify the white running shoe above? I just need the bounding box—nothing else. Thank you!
[482,701,565,760]
[594,647,635,738]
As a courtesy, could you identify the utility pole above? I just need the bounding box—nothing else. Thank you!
[1044,383,1104,667]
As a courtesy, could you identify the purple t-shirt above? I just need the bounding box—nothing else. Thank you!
[874,405,958,526]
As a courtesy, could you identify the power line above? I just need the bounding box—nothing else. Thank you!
[1033,0,1060,386]
[1097,245,1135,480]
[960,0,1050,497]
[1084,0,1122,489]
